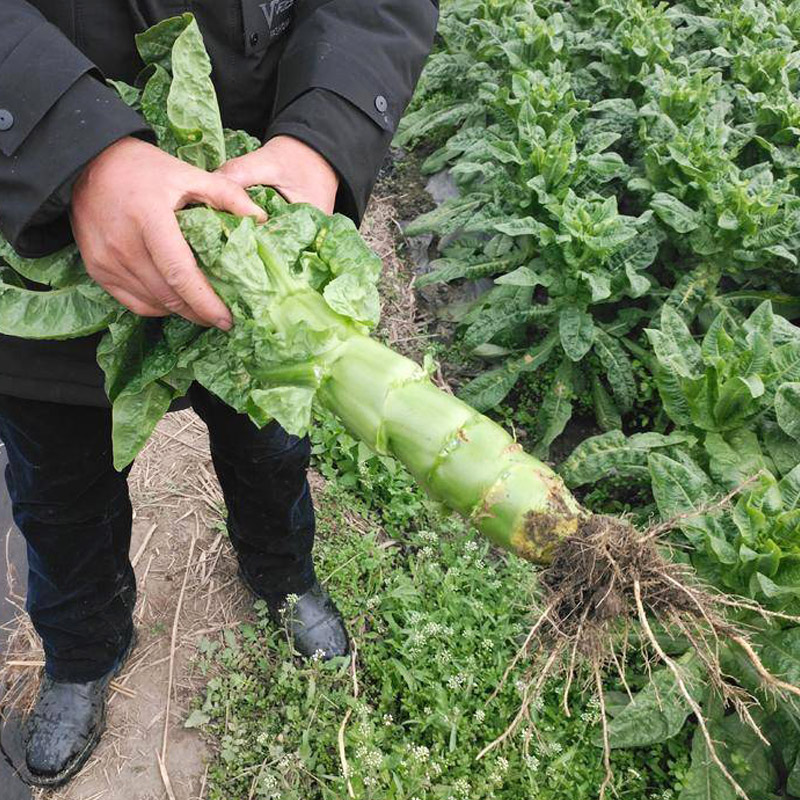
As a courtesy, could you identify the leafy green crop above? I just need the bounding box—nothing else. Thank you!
[398,0,800,454]
[563,301,800,602]
[561,301,800,796]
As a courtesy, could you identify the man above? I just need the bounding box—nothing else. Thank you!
[0,0,437,787]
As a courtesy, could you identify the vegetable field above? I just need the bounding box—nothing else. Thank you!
[0,2,799,799]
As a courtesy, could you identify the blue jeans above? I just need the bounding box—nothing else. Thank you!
[0,385,316,682]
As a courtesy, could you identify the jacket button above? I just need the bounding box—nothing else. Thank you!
[250,32,259,46]
[0,110,13,131]
[374,95,388,114]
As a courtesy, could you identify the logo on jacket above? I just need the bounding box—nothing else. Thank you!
[260,0,295,38]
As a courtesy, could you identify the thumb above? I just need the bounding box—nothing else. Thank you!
[217,151,282,189]
[190,173,268,222]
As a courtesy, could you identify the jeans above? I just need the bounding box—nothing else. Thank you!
[0,384,316,682]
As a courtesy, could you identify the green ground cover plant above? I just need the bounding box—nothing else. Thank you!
[192,486,691,800]
[398,0,800,455]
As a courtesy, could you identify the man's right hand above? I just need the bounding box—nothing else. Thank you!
[70,137,267,329]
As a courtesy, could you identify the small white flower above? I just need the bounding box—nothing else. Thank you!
[481,638,494,651]
[447,673,466,690]
[525,754,540,772]
[383,713,393,726]
[465,540,480,552]
[435,649,452,666]
[410,744,430,763]
[473,709,486,723]
[311,648,325,662]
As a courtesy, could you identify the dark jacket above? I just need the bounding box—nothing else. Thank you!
[0,0,437,405]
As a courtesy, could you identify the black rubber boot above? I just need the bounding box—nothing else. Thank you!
[23,632,135,787]
[239,570,350,659]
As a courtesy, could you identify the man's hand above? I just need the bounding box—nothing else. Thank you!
[217,135,339,214]
[71,137,267,329]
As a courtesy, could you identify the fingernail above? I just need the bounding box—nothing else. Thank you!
[217,317,233,331]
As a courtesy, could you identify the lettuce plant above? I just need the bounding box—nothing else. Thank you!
[563,301,800,604]
[397,0,800,454]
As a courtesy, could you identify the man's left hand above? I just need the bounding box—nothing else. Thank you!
[217,135,339,214]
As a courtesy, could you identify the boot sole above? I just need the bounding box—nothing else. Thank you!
[24,630,138,788]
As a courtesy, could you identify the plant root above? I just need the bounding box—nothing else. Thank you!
[480,513,798,799]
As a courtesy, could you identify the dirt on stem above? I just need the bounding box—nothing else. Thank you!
[479,513,800,800]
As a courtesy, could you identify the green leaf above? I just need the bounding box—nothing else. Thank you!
[678,706,777,800]
[648,305,703,379]
[184,709,211,729]
[135,13,193,71]
[140,64,178,154]
[493,266,546,287]
[651,192,701,233]
[605,654,703,748]
[561,430,694,487]
[559,306,596,362]
[533,358,575,458]
[0,241,85,288]
[461,303,552,352]
[112,382,174,471]
[223,129,261,164]
[713,376,762,429]
[317,214,382,284]
[491,217,548,237]
[771,342,800,384]
[591,374,622,432]
[249,386,315,436]
[779,463,800,511]
[108,79,141,108]
[458,332,558,411]
[776,382,800,441]
[578,270,612,302]
[763,422,799,477]
[759,627,800,688]
[649,452,714,518]
[705,430,769,490]
[457,364,522,413]
[404,196,488,236]
[323,273,381,326]
[167,17,227,169]
[593,331,636,412]
[0,282,117,340]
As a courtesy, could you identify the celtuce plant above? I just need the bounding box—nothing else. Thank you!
[0,14,796,798]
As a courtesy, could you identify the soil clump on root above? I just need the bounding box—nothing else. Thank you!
[540,515,708,646]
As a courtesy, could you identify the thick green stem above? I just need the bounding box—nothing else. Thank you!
[307,310,585,564]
